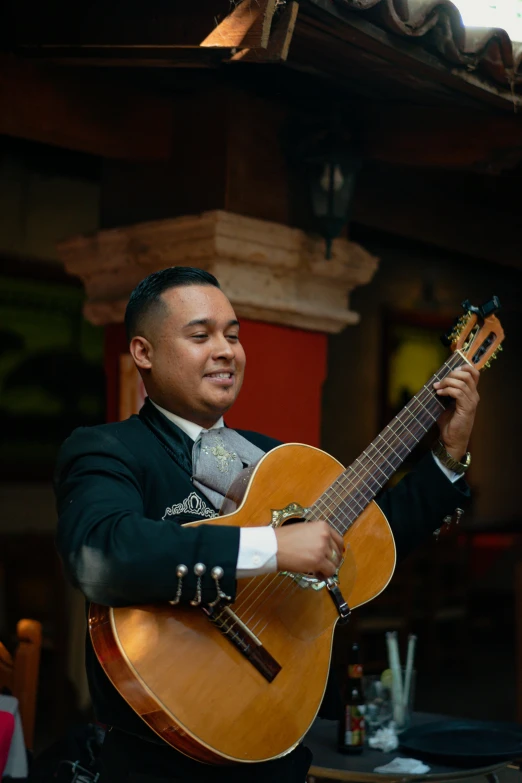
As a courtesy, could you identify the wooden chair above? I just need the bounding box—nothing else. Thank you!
[0,619,42,752]
[0,534,70,733]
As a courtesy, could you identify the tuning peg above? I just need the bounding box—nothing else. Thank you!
[441,312,471,346]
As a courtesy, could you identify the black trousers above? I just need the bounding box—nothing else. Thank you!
[98,728,313,783]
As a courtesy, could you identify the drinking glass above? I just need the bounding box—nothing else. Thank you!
[362,675,393,738]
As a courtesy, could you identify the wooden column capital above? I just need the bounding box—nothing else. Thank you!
[57,210,379,333]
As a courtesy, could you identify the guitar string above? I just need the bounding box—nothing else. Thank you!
[247,373,447,633]
[231,397,441,635]
[217,356,461,636]
[233,418,439,635]
[246,369,450,636]
[225,357,456,636]
[232,386,430,619]
[305,354,458,531]
[308,354,459,526]
[231,367,451,636]
[301,356,453,536]
[324,385,443,515]
[244,359,458,635]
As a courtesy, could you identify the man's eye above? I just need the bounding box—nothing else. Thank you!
[226,334,239,341]
[193,333,208,339]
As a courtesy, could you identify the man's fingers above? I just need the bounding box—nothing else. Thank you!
[462,363,481,385]
[275,519,345,575]
[436,378,472,398]
[319,550,341,576]
[436,366,480,389]
[331,528,345,552]
[318,560,337,579]
[434,369,480,405]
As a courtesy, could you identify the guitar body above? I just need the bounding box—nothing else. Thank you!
[89,443,396,765]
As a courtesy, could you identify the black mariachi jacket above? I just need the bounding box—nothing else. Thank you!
[55,399,470,753]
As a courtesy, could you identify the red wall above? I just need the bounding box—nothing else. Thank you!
[225,320,327,447]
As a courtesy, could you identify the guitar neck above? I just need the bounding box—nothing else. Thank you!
[309,351,467,534]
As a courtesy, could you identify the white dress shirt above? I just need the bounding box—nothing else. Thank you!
[151,400,459,578]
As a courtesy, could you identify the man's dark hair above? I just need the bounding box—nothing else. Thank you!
[124,266,220,342]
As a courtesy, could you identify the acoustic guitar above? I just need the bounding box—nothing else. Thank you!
[89,298,504,765]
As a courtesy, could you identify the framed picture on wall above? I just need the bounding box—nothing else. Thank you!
[380,307,456,482]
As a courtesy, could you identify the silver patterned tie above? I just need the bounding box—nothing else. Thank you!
[191,428,265,511]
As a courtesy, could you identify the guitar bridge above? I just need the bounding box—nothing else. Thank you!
[202,600,281,683]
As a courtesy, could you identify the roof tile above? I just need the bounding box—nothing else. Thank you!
[333,0,522,92]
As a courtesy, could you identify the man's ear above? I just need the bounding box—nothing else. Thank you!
[130,336,153,370]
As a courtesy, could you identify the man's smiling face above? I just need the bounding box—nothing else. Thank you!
[131,284,246,427]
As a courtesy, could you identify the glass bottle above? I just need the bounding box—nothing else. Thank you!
[338,642,365,754]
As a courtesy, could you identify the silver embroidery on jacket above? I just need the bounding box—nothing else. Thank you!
[162,491,218,520]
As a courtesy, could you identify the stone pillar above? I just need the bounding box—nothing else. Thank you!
[57,210,378,445]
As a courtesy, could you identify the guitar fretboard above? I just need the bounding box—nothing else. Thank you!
[307,351,465,534]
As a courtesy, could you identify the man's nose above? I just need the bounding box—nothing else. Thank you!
[212,335,234,358]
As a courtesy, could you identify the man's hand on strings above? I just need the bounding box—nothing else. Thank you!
[275,520,344,578]
[434,363,480,460]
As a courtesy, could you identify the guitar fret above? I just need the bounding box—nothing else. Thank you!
[313,487,360,530]
[364,435,401,483]
[310,354,463,531]
[329,481,365,516]
[312,480,362,529]
[341,471,372,502]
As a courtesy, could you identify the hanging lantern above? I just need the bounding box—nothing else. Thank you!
[304,132,360,259]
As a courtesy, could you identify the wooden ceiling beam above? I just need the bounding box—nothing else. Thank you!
[11,1,297,67]
[353,163,522,268]
[201,0,277,49]
[360,104,522,172]
[231,1,300,63]
[0,53,173,160]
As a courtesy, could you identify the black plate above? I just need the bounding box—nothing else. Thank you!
[399,719,522,765]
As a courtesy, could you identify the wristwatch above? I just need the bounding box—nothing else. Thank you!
[432,439,471,475]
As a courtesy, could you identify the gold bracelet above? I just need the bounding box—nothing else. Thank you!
[432,439,471,475]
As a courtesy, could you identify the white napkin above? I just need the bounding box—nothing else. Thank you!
[368,726,399,752]
[374,757,430,774]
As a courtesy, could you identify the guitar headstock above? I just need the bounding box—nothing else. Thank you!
[441,296,505,371]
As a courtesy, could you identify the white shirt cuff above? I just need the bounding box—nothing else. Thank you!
[432,452,461,484]
[236,527,278,578]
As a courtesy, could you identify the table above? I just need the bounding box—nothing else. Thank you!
[304,713,511,783]
[0,695,27,779]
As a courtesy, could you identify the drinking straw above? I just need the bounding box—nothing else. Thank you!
[403,634,417,711]
[385,631,404,725]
